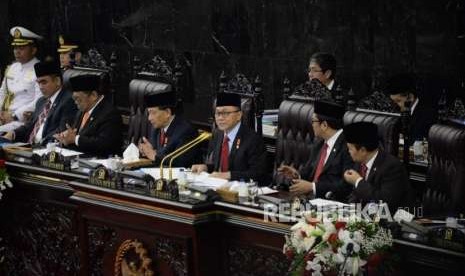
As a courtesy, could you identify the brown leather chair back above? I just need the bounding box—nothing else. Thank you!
[212,73,264,134]
[212,95,255,130]
[62,67,111,95]
[424,121,465,215]
[343,108,401,156]
[127,79,172,144]
[274,100,315,172]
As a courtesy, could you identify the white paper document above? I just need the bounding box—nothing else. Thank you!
[186,172,229,189]
[33,147,83,157]
[256,187,279,195]
[308,198,349,208]
[140,167,186,180]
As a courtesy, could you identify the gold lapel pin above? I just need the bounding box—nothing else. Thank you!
[236,138,241,149]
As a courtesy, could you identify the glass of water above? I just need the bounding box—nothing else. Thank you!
[247,182,259,206]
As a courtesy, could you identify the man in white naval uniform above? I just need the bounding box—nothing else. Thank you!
[0,26,43,132]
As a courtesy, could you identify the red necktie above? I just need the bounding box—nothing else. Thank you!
[28,100,52,144]
[360,163,368,179]
[313,143,328,182]
[159,129,166,146]
[220,135,230,172]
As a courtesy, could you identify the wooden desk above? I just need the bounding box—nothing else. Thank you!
[1,161,464,275]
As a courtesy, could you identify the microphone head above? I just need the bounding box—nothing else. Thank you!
[346,242,354,254]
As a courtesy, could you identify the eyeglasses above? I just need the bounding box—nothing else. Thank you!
[308,68,324,73]
[214,110,240,117]
[311,119,321,124]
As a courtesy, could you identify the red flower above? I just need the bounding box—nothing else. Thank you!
[304,252,315,262]
[0,159,5,168]
[328,233,338,244]
[335,221,346,230]
[367,252,384,267]
[300,230,307,238]
[285,248,295,260]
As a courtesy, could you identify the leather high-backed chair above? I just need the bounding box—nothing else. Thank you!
[343,108,401,157]
[126,55,183,145]
[274,100,315,173]
[63,67,111,95]
[62,48,115,98]
[127,79,172,144]
[423,120,465,216]
[212,73,264,135]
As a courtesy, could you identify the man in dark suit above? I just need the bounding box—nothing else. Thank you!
[54,74,123,157]
[191,93,267,183]
[57,34,82,70]
[138,91,199,167]
[279,101,354,200]
[387,73,436,145]
[2,60,77,145]
[344,122,413,212]
[308,52,338,91]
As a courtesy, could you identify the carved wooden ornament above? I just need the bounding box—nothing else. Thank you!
[115,239,154,276]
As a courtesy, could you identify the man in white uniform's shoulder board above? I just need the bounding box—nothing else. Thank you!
[0,26,43,132]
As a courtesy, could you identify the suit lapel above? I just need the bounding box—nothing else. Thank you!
[321,134,344,173]
[43,101,58,133]
[309,139,325,179]
[366,151,384,183]
[78,97,105,134]
[228,125,244,169]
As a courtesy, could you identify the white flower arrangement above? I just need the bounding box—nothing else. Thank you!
[0,159,12,200]
[283,211,393,276]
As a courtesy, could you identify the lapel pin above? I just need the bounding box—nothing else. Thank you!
[236,138,241,149]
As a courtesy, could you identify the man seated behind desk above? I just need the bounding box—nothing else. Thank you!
[138,91,199,167]
[54,74,123,157]
[343,122,413,212]
[191,93,267,183]
[386,73,435,145]
[2,60,77,145]
[278,101,354,201]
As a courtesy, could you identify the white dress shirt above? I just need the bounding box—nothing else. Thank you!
[410,98,419,115]
[224,122,241,152]
[34,89,62,143]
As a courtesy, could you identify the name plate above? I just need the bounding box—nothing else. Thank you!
[89,166,119,189]
[40,151,71,171]
[149,178,179,200]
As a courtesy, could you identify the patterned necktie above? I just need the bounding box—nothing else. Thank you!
[79,111,90,130]
[220,135,230,172]
[360,163,368,179]
[313,143,329,183]
[159,129,166,146]
[28,100,52,144]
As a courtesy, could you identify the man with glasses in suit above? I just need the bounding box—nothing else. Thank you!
[138,91,199,167]
[191,93,267,183]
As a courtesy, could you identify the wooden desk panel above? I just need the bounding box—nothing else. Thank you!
[1,161,464,275]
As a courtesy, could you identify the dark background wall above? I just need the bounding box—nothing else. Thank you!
[1,0,464,123]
